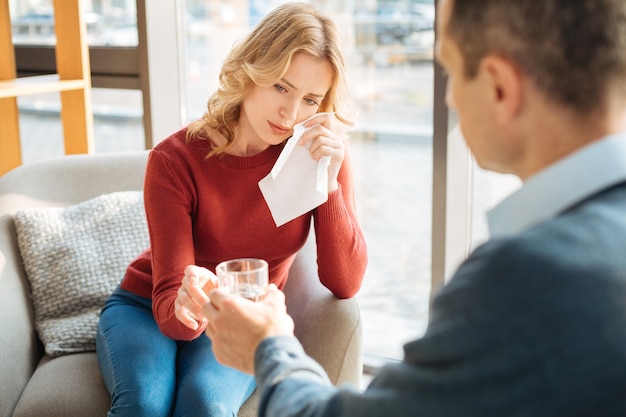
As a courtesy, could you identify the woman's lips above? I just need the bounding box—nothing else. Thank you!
[268,121,291,135]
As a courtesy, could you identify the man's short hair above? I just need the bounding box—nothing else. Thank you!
[447,0,626,113]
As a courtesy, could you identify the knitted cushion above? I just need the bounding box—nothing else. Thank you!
[13,191,149,357]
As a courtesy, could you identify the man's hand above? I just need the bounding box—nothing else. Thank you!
[202,284,295,374]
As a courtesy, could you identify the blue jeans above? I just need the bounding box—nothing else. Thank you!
[96,286,256,417]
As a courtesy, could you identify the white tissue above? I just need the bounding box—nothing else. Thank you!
[258,113,332,227]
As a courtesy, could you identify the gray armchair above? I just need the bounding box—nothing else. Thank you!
[0,151,363,417]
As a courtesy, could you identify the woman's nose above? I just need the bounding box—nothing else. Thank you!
[279,100,299,122]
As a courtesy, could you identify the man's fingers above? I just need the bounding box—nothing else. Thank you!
[207,287,232,306]
[262,284,285,306]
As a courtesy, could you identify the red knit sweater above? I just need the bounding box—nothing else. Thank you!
[120,127,368,341]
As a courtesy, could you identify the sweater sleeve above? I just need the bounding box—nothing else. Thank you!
[143,148,205,340]
[313,147,368,298]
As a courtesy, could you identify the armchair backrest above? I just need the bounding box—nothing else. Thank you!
[0,151,148,416]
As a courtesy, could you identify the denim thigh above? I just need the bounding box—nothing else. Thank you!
[174,335,256,417]
[97,286,177,417]
[97,286,256,417]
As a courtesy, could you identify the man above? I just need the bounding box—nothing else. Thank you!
[191,0,626,415]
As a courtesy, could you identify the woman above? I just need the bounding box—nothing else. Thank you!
[96,2,368,416]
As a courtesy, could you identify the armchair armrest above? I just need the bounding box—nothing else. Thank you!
[239,227,363,417]
[0,204,41,417]
[283,228,363,387]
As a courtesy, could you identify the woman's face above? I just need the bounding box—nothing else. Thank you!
[236,52,334,156]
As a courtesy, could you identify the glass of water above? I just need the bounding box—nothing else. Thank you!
[216,258,269,301]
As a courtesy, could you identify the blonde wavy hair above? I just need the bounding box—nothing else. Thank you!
[186,2,355,157]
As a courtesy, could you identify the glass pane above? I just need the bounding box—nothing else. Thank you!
[9,0,138,46]
[17,94,65,164]
[17,89,145,165]
[9,0,55,45]
[183,0,435,362]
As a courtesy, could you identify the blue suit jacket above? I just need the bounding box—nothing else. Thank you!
[255,181,626,417]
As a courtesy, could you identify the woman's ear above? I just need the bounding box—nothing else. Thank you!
[481,55,524,125]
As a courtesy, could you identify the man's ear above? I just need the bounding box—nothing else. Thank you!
[481,55,523,124]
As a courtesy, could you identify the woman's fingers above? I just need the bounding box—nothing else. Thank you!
[300,123,346,160]
[175,268,214,330]
[175,281,202,329]
[298,118,347,192]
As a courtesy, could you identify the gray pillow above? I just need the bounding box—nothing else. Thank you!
[13,191,149,357]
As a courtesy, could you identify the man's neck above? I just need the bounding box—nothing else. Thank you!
[516,103,626,181]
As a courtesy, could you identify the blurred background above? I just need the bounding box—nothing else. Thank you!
[9,0,520,365]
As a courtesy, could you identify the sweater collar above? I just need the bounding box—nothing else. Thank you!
[219,143,285,169]
[197,139,285,170]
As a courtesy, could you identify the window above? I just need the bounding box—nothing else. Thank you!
[10,0,145,166]
[10,0,138,47]
[16,88,144,165]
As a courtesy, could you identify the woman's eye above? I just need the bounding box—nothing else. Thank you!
[304,97,319,106]
[274,84,287,93]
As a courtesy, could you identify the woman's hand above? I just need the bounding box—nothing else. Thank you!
[300,112,348,193]
[175,265,218,330]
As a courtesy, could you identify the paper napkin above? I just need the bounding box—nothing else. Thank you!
[259,113,332,227]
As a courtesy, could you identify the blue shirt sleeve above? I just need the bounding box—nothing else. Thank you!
[254,335,431,417]
[255,336,338,417]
